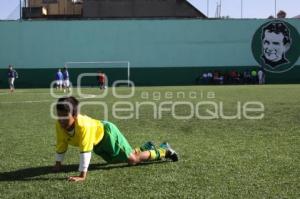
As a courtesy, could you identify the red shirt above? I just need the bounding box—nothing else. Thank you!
[99,73,105,83]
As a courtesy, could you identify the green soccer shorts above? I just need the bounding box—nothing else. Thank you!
[93,121,133,163]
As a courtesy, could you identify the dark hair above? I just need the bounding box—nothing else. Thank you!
[262,21,291,44]
[56,96,79,116]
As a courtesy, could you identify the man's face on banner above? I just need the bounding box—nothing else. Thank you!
[262,30,288,62]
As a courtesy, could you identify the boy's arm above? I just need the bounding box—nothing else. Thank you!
[68,152,91,182]
[52,153,65,171]
[54,123,68,172]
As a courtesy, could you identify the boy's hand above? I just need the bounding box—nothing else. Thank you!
[52,161,62,172]
[68,176,86,182]
[68,171,87,182]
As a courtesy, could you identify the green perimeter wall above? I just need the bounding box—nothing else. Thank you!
[0,19,299,87]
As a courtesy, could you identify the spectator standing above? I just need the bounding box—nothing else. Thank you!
[251,69,258,84]
[202,73,208,84]
[8,65,18,93]
[258,69,265,85]
[243,69,251,84]
[207,72,213,84]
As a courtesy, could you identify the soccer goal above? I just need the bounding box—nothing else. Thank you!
[64,61,131,86]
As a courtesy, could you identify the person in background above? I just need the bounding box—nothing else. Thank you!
[243,69,251,84]
[8,65,18,93]
[251,69,258,84]
[55,69,63,91]
[229,70,239,84]
[62,67,70,93]
[98,71,107,90]
[202,72,208,85]
[258,69,265,85]
[207,72,213,84]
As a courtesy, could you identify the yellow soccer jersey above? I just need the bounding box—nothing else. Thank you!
[56,114,104,153]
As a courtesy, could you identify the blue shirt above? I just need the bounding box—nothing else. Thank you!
[56,71,63,80]
[62,71,69,80]
[8,69,18,78]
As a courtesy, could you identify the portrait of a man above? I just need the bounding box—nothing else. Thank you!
[261,22,292,68]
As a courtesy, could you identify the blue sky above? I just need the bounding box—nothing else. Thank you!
[0,0,299,20]
[188,0,299,18]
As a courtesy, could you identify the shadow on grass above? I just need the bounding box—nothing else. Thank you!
[0,161,169,182]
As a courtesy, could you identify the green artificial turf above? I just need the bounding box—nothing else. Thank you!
[0,85,299,198]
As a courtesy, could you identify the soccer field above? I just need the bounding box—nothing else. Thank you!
[0,85,299,199]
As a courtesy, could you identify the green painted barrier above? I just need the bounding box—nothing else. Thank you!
[0,19,299,87]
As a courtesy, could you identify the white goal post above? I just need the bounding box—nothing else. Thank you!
[64,61,131,85]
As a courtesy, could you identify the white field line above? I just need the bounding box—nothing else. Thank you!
[0,92,51,96]
[0,99,55,104]
[0,96,96,104]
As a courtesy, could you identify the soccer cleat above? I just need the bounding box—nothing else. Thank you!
[160,142,179,162]
[140,141,155,151]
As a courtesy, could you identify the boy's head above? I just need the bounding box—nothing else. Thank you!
[56,96,79,130]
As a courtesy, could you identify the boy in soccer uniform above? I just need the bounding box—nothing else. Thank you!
[62,67,70,93]
[53,96,178,182]
[55,69,63,90]
[8,65,18,92]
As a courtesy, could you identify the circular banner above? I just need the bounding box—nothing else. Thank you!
[252,20,300,73]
